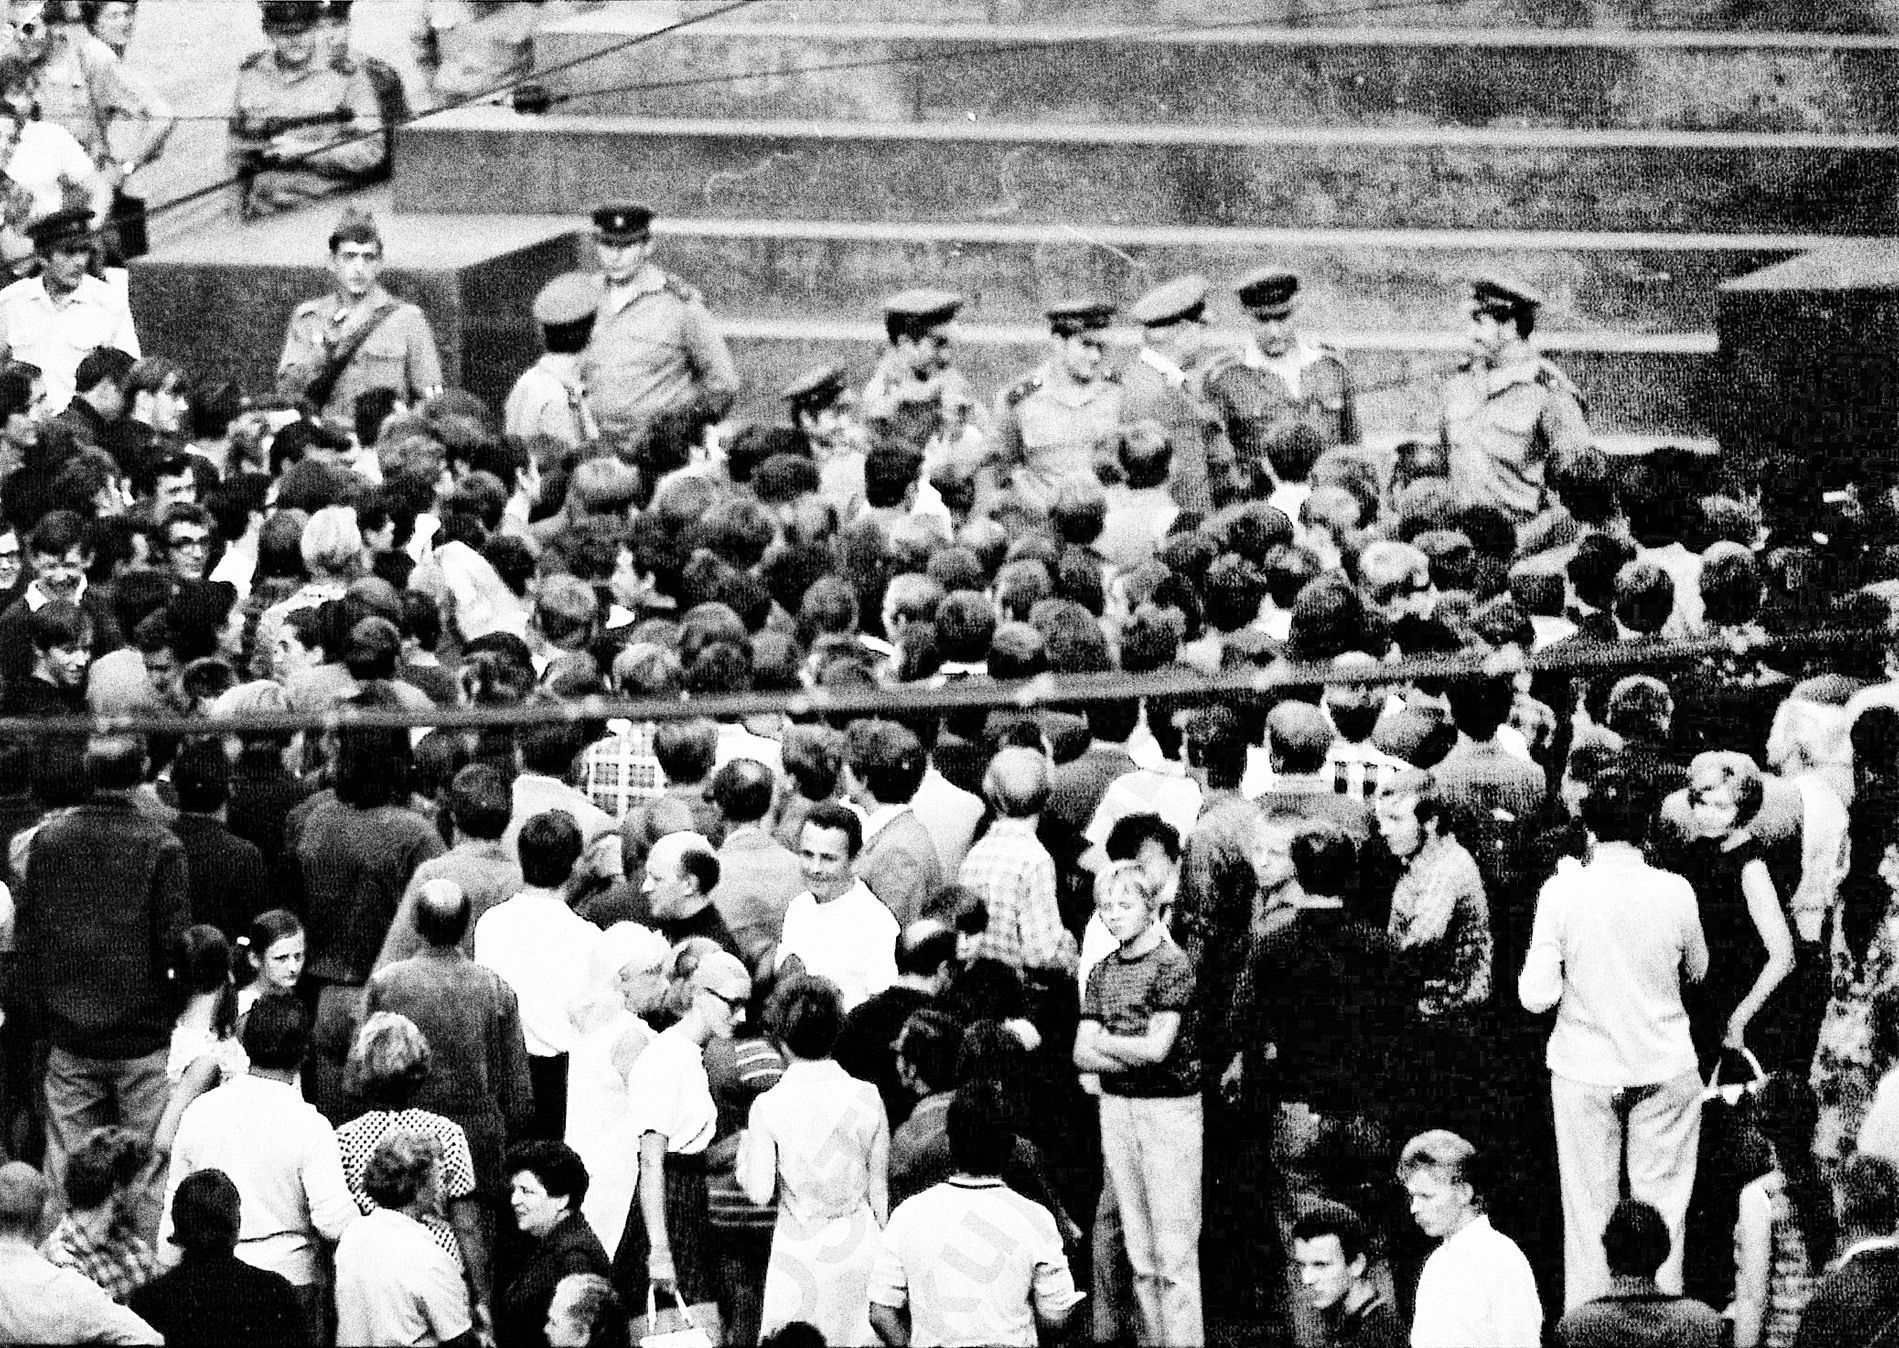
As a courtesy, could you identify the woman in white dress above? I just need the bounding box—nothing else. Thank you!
[566,922,670,1255]
[738,974,890,1345]
[152,925,249,1158]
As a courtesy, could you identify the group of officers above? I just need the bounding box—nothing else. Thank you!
[266,185,1594,533]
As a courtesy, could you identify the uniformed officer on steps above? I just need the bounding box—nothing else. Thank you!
[1436,276,1591,530]
[993,298,1124,511]
[1122,275,1269,518]
[276,207,443,425]
[578,201,740,460]
[505,271,600,452]
[861,287,991,465]
[229,0,385,219]
[1234,268,1360,452]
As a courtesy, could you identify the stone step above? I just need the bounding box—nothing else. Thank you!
[539,20,1899,134]
[643,216,1861,333]
[715,317,1718,438]
[675,0,1893,34]
[393,110,1899,236]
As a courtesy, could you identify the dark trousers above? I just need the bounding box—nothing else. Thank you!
[526,1053,569,1142]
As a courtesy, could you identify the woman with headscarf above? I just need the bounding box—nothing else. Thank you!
[567,922,670,1256]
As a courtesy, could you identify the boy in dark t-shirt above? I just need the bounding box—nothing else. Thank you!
[1075,859,1202,1347]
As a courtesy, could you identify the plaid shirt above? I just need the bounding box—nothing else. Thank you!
[958,817,1077,975]
[578,719,664,819]
[41,1212,160,1302]
[1388,832,1492,1018]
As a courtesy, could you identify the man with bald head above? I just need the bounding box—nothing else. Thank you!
[366,877,532,1201]
[959,746,1079,978]
[0,1161,162,1343]
[708,756,802,974]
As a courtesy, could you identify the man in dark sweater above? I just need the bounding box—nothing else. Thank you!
[128,1169,306,1347]
[12,734,188,1200]
[1290,1201,1405,1347]
[1556,1198,1720,1348]
[835,918,956,1130]
[1793,1154,1899,1348]
[169,738,269,941]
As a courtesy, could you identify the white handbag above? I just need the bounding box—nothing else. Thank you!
[633,1286,717,1348]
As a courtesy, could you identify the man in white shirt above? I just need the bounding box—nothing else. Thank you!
[871,1081,1081,1348]
[776,800,899,1011]
[1519,763,1707,1309]
[1400,1129,1542,1348]
[0,208,139,414]
[159,996,357,1345]
[476,809,601,1143]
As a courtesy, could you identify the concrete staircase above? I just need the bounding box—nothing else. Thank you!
[383,1,1899,444]
[137,0,1899,445]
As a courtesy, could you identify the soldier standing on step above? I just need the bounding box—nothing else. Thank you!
[276,207,443,426]
[1436,276,1591,532]
[505,271,600,452]
[861,288,991,470]
[228,0,386,219]
[992,298,1124,513]
[579,201,740,462]
[1122,275,1275,519]
[1234,268,1360,452]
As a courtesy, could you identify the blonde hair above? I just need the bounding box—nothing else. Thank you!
[299,505,364,579]
[1094,859,1158,911]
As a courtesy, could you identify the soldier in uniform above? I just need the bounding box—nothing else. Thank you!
[276,207,443,425]
[578,201,740,457]
[992,298,1124,511]
[860,287,991,466]
[1121,274,1267,517]
[228,0,385,219]
[1234,268,1360,451]
[505,270,599,451]
[1437,276,1591,527]
[783,363,874,509]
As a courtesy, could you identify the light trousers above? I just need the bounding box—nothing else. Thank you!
[1099,1092,1203,1347]
[1550,1067,1703,1309]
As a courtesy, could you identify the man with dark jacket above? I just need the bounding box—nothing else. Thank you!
[12,734,188,1200]
[169,738,269,941]
[129,1169,306,1347]
[1793,1154,1899,1348]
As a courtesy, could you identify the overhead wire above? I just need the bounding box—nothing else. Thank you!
[0,622,1880,741]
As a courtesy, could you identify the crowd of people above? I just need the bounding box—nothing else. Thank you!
[0,3,1892,1348]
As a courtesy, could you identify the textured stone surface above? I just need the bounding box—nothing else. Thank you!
[676,0,1892,32]
[394,114,1899,236]
[541,23,1899,133]
[646,219,1816,332]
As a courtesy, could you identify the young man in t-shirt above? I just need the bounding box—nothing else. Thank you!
[1074,860,1202,1347]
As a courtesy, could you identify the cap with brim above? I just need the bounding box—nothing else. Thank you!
[590,203,653,244]
[26,208,94,254]
[532,271,599,332]
[1128,275,1210,328]
[1046,298,1115,339]
[260,0,322,31]
[1235,268,1299,318]
[883,287,962,329]
[781,365,847,412]
[1471,275,1544,319]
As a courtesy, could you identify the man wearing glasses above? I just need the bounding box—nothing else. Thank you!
[157,504,214,583]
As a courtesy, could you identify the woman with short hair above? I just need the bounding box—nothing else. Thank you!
[335,1130,476,1347]
[499,1140,611,1348]
[738,974,889,1345]
[335,1012,487,1326]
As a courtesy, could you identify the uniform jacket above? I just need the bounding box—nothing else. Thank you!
[1439,352,1590,523]
[1243,333,1361,449]
[992,360,1123,508]
[580,265,739,445]
[277,282,443,422]
[230,48,384,211]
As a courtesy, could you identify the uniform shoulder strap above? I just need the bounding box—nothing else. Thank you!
[1003,373,1042,408]
[660,274,703,305]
